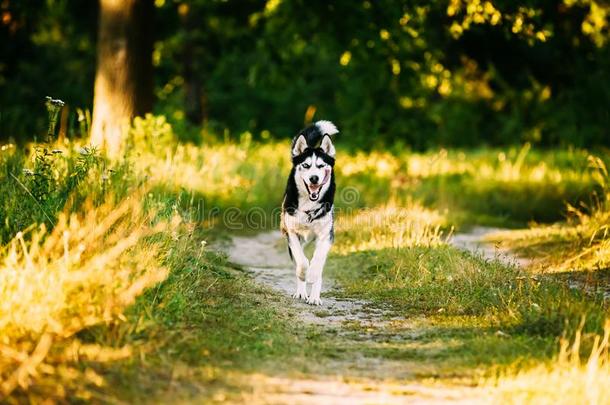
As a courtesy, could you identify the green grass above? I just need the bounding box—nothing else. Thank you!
[332,317,555,378]
[325,220,609,383]
[484,156,610,280]
[335,144,600,227]
[89,229,313,402]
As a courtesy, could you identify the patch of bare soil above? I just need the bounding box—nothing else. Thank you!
[225,231,397,327]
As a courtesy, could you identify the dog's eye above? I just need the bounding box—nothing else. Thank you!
[316,164,325,169]
[302,163,311,169]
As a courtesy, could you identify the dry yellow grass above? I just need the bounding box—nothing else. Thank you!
[0,194,172,401]
[404,144,589,185]
[490,321,610,405]
[486,156,610,273]
[334,202,448,253]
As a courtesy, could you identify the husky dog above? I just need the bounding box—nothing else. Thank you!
[280,120,338,305]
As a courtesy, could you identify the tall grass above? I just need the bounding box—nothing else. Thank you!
[123,132,600,229]
[334,203,447,253]
[487,156,610,274]
[490,321,610,405]
[0,195,171,401]
[0,141,128,244]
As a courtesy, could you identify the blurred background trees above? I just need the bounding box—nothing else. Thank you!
[0,0,608,149]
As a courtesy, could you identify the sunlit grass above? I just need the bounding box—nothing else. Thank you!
[130,141,290,215]
[489,322,610,405]
[486,156,610,274]
[0,194,171,401]
[402,145,598,225]
[122,136,599,228]
[334,202,447,253]
[405,144,590,184]
[1,124,609,402]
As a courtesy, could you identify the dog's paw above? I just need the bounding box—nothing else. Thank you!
[293,281,308,301]
[293,291,308,300]
[306,295,322,306]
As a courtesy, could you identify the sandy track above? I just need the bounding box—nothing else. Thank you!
[225,231,395,326]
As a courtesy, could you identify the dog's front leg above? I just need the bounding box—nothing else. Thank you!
[287,232,309,300]
[306,236,332,305]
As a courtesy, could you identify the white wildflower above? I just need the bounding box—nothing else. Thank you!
[45,96,65,107]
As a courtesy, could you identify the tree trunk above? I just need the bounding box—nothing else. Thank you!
[90,0,153,154]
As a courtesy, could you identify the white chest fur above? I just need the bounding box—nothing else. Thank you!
[283,202,333,240]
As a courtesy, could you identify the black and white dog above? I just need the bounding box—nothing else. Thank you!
[280,120,338,305]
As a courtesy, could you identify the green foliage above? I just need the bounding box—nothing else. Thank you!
[149,0,610,148]
[0,96,109,243]
[127,114,177,154]
[0,1,96,139]
[29,145,56,202]
[1,1,609,148]
[0,144,106,244]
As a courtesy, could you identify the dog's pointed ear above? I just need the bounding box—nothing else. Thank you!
[320,135,336,157]
[292,134,307,157]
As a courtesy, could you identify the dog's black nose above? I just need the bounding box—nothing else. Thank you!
[309,175,319,184]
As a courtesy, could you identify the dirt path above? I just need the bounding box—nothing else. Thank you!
[226,231,394,327]
[226,227,526,325]
[221,230,497,404]
[449,226,530,268]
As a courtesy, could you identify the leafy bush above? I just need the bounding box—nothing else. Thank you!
[127,114,176,155]
[0,143,110,244]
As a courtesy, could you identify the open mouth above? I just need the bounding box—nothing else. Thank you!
[303,170,330,201]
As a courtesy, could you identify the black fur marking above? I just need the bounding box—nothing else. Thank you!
[283,166,299,215]
[291,123,329,153]
[292,147,335,167]
[305,205,327,222]
[286,235,294,261]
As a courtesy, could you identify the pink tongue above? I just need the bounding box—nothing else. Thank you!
[310,184,321,191]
